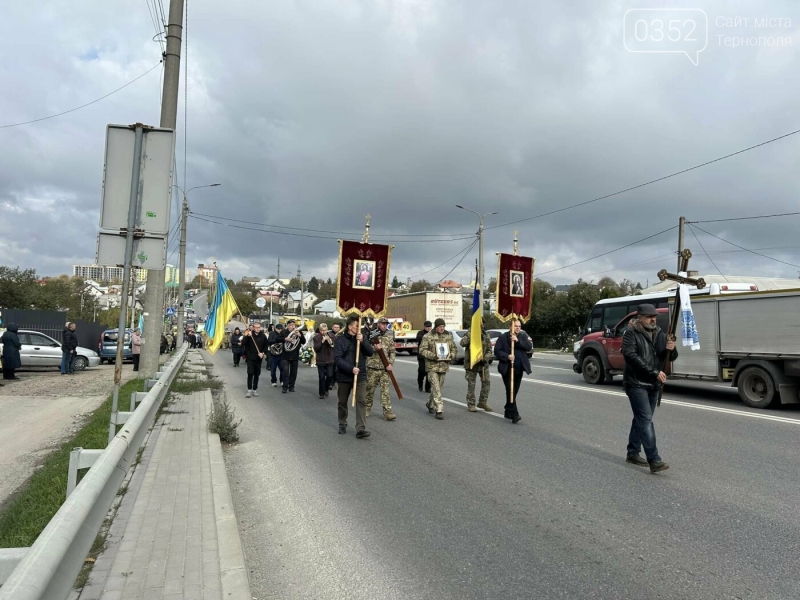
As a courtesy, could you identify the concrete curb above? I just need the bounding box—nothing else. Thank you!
[204,392,252,600]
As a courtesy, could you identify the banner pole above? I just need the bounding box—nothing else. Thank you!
[352,314,362,407]
[510,313,516,404]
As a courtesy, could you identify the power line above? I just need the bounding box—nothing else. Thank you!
[405,237,479,279]
[537,226,678,276]
[688,224,728,282]
[687,211,800,224]
[0,61,163,129]
[188,211,473,238]
[436,238,479,283]
[486,127,800,231]
[689,225,800,269]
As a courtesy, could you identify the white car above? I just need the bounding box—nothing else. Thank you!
[486,328,534,358]
[1,329,101,371]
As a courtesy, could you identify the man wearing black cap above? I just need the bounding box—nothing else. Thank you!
[418,318,457,419]
[415,321,433,392]
[622,303,677,474]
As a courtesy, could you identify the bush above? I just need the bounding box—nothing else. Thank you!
[208,394,242,443]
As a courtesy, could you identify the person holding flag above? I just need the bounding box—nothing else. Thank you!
[460,272,493,412]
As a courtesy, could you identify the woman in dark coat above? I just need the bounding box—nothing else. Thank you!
[2,324,22,380]
[231,327,243,367]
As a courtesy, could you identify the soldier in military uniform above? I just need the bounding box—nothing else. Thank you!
[365,317,397,421]
[419,318,457,420]
[460,321,493,413]
[222,330,232,350]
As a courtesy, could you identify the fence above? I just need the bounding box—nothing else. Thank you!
[0,309,66,341]
[0,344,188,599]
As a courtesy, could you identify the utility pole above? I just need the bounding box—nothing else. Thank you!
[141,0,185,377]
[177,193,188,337]
[277,257,281,282]
[455,205,498,316]
[677,216,686,273]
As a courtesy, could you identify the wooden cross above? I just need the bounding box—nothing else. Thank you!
[654,248,705,405]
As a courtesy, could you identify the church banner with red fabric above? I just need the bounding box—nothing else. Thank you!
[495,253,535,323]
[336,240,392,317]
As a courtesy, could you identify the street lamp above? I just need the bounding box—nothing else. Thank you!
[174,183,221,337]
[455,205,498,312]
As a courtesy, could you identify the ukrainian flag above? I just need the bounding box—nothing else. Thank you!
[469,268,483,368]
[204,270,242,355]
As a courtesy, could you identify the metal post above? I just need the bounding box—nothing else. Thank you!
[478,216,484,312]
[141,0,185,378]
[677,216,686,273]
[110,125,145,444]
[177,193,188,337]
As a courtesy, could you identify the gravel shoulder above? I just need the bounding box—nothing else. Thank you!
[0,364,140,508]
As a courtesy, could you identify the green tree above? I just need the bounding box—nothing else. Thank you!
[307,276,320,294]
[288,277,302,289]
[409,279,432,293]
[0,266,39,309]
[316,279,337,301]
[234,292,256,317]
[487,278,497,293]
[391,276,400,288]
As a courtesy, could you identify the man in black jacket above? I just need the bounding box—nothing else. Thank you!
[61,322,78,375]
[494,320,532,424]
[267,323,284,387]
[622,304,677,473]
[415,321,432,392]
[241,322,269,398]
[280,320,306,394]
[334,315,374,438]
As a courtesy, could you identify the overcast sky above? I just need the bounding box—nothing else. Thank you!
[2,0,799,288]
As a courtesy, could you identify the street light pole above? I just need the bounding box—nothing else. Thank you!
[175,183,220,340]
[455,205,498,314]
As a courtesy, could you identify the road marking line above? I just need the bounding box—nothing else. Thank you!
[395,359,800,426]
[531,365,573,371]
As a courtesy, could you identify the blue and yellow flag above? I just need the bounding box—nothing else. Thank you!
[469,266,483,368]
[204,270,242,355]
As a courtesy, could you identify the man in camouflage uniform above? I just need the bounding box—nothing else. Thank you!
[366,317,397,421]
[460,322,494,413]
[419,318,457,420]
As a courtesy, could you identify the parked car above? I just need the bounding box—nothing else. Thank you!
[0,329,101,370]
[451,330,494,365]
[98,328,133,363]
[486,328,534,358]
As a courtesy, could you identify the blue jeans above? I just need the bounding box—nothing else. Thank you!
[269,355,283,385]
[625,386,661,462]
[61,351,74,374]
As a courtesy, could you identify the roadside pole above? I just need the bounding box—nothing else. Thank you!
[110,125,145,444]
[141,0,185,378]
[177,192,188,337]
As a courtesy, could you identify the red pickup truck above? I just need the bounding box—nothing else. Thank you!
[572,308,669,384]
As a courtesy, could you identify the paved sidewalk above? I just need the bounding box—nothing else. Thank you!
[76,356,250,599]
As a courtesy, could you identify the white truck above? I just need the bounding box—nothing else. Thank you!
[573,288,800,408]
[387,292,464,355]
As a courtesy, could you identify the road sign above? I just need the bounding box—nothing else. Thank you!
[166,307,176,316]
[255,297,266,308]
[99,124,176,236]
[96,232,167,270]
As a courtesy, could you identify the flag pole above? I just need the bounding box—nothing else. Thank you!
[510,231,519,403]
[351,215,372,407]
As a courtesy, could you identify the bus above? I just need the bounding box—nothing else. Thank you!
[578,282,759,341]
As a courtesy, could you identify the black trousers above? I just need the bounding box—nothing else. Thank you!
[232,349,241,366]
[417,356,430,391]
[282,359,299,390]
[3,368,16,380]
[247,358,263,390]
[132,354,140,371]
[502,368,523,417]
[317,363,334,395]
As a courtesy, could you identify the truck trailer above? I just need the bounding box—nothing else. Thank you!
[387,292,464,354]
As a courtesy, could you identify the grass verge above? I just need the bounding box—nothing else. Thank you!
[0,378,144,548]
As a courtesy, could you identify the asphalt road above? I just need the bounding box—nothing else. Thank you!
[208,348,800,600]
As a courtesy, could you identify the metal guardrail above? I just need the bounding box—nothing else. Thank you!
[0,344,189,600]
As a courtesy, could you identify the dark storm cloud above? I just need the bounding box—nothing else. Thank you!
[2,0,799,288]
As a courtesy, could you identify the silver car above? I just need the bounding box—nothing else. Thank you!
[451,330,494,365]
[1,329,101,371]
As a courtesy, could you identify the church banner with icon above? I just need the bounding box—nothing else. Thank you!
[495,253,535,322]
[336,240,392,318]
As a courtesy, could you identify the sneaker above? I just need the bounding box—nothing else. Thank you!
[435,412,443,420]
[355,430,371,439]
[467,406,478,412]
[272,382,277,387]
[626,455,649,467]
[246,390,252,398]
[289,388,295,393]
[365,407,371,418]
[282,388,287,394]
[319,394,325,399]
[511,415,522,424]
[383,410,396,421]
[253,390,259,397]
[338,424,347,435]
[477,403,493,412]
[649,460,670,473]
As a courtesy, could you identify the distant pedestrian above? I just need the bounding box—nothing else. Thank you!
[418,318,456,420]
[334,315,373,438]
[231,327,243,367]
[166,333,174,352]
[1,324,22,380]
[622,304,677,474]
[131,328,143,372]
[280,320,306,394]
[160,333,168,354]
[415,321,432,393]
[313,323,335,399]
[267,324,285,387]
[494,320,532,424]
[61,322,78,375]
[241,321,268,397]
